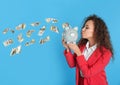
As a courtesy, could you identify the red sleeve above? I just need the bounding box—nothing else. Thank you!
[76,49,112,78]
[64,50,77,68]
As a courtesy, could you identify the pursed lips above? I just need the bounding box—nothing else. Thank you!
[82,32,85,35]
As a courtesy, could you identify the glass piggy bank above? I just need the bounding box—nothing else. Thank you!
[62,23,78,44]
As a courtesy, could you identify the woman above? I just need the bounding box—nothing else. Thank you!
[62,14,113,85]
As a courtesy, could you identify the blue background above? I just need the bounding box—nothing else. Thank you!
[0,0,120,85]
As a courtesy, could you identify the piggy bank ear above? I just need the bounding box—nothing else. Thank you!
[73,26,78,31]
[64,27,70,30]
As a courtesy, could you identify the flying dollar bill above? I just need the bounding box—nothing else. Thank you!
[31,22,40,27]
[25,42,30,46]
[3,28,9,34]
[16,23,26,30]
[25,39,35,46]
[10,29,15,33]
[26,30,35,37]
[10,45,21,56]
[50,26,59,33]
[39,36,50,44]
[45,18,58,23]
[17,33,24,43]
[45,18,51,23]
[52,18,58,23]
[38,26,46,36]
[62,22,70,29]
[3,39,13,47]
[30,39,35,44]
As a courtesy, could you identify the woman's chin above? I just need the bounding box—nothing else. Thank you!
[82,37,87,39]
[82,36,85,38]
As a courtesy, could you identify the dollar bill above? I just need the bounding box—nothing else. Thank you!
[3,39,14,47]
[45,18,58,23]
[10,45,21,56]
[38,26,46,36]
[16,23,26,30]
[30,39,35,44]
[25,39,35,46]
[17,33,24,43]
[10,29,15,33]
[26,30,35,37]
[50,26,59,33]
[3,28,9,34]
[31,22,40,27]
[45,18,51,23]
[39,36,50,44]
[62,22,70,29]
[52,18,58,23]
[25,42,30,46]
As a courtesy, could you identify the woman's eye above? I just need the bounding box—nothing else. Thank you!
[86,27,88,29]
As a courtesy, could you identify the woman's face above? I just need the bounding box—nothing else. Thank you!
[82,20,95,40]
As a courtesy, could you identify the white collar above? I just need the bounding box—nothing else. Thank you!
[86,41,97,51]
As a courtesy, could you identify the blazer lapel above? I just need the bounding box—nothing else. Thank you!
[87,47,101,65]
[79,45,101,65]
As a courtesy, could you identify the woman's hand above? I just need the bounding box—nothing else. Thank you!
[62,39,70,52]
[68,43,82,56]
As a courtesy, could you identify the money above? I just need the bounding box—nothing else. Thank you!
[25,39,35,46]
[25,42,30,46]
[38,26,46,36]
[17,33,24,43]
[30,39,35,44]
[16,23,26,30]
[39,36,50,44]
[10,45,21,56]
[45,18,58,23]
[3,28,15,34]
[50,26,59,33]
[26,30,35,37]
[62,22,70,29]
[10,29,15,33]
[3,39,14,47]
[52,18,58,23]
[31,22,40,27]
[3,28,9,34]
[45,18,51,23]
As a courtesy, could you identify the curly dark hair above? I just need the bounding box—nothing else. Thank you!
[78,14,114,57]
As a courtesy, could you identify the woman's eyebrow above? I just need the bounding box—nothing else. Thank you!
[85,25,89,27]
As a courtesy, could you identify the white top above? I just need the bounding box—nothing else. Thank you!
[82,41,97,61]
[80,41,97,77]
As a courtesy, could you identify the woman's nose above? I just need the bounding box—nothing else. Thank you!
[82,27,85,31]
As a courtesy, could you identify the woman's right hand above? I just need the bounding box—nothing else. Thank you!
[62,39,70,52]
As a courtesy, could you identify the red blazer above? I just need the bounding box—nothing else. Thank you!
[64,45,112,85]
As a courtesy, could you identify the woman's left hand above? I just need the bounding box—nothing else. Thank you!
[68,43,82,56]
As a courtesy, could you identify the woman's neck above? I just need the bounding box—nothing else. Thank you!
[88,39,96,47]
